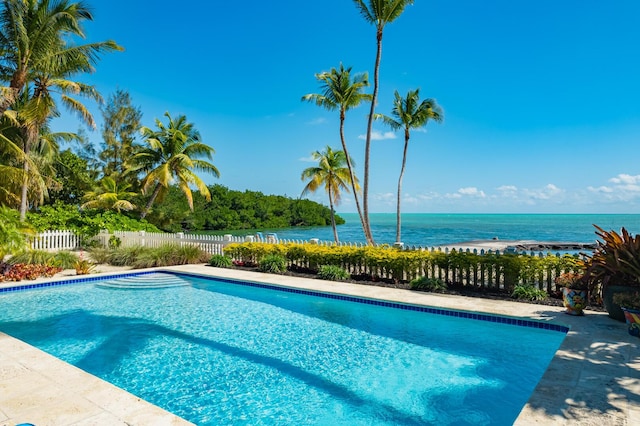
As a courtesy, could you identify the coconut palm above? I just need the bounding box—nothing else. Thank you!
[352,0,414,244]
[301,146,357,243]
[376,89,443,243]
[81,175,137,213]
[132,112,220,219]
[302,63,373,244]
[0,0,121,115]
[0,0,122,219]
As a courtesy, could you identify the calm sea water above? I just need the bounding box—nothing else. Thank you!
[256,213,640,247]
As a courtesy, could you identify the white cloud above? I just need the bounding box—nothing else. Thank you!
[609,174,640,185]
[522,184,563,200]
[298,156,316,162]
[588,186,614,194]
[497,185,518,192]
[358,130,397,140]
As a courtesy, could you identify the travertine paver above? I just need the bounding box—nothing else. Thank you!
[1,264,639,425]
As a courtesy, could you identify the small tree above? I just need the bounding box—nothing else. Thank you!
[301,146,357,243]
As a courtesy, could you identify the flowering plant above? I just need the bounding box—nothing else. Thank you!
[555,272,588,290]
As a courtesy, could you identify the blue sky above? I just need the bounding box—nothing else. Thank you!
[53,0,640,214]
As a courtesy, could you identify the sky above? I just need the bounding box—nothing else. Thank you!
[51,0,640,214]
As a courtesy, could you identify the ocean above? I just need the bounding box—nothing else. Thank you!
[258,213,640,247]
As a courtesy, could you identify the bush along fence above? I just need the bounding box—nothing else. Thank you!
[31,230,583,291]
[223,242,583,293]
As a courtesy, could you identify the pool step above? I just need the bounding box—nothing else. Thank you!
[96,273,191,290]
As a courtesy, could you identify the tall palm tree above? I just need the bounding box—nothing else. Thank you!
[132,112,220,219]
[81,175,137,213]
[352,0,414,244]
[301,146,357,243]
[0,0,122,219]
[302,63,373,243]
[376,89,443,243]
[0,0,121,114]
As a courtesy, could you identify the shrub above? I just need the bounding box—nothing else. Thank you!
[259,254,288,274]
[209,254,232,268]
[7,250,54,265]
[511,284,548,301]
[108,245,145,266]
[52,251,80,269]
[410,276,447,292]
[130,244,208,268]
[318,265,350,281]
[88,247,111,264]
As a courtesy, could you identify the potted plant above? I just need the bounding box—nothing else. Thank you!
[583,225,640,321]
[555,272,588,316]
[613,292,640,337]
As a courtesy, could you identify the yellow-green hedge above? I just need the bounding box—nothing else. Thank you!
[223,242,582,290]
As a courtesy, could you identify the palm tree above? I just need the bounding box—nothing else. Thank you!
[352,0,414,244]
[302,63,373,243]
[376,89,442,243]
[81,175,137,213]
[301,146,357,243]
[0,0,121,115]
[0,0,122,219]
[132,112,220,219]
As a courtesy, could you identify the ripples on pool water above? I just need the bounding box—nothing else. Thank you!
[0,273,567,425]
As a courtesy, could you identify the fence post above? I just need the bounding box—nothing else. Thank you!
[139,230,146,247]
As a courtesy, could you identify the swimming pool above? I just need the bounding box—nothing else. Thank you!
[0,271,567,425]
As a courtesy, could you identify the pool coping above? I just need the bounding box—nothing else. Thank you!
[1,265,639,425]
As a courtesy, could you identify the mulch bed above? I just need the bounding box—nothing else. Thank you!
[228,265,606,313]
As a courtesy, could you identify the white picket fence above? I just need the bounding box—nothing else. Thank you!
[30,230,82,251]
[31,229,577,257]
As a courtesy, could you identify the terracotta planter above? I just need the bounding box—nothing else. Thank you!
[603,285,638,322]
[562,287,587,316]
[621,307,640,337]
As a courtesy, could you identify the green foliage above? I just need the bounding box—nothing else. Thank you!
[27,201,160,240]
[258,254,288,274]
[48,150,95,205]
[74,259,95,275]
[143,184,344,233]
[6,249,77,268]
[208,254,232,268]
[511,284,548,301]
[0,207,34,258]
[584,225,640,288]
[613,291,640,309]
[100,244,208,268]
[223,242,581,291]
[52,251,80,269]
[87,247,111,264]
[410,276,447,292]
[318,265,350,281]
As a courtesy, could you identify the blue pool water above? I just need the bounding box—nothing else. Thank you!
[0,272,567,425]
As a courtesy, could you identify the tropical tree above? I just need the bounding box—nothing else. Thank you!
[352,0,414,244]
[99,89,142,180]
[132,112,220,219]
[301,146,357,243]
[0,0,122,219]
[0,0,121,114]
[302,63,372,243]
[376,89,443,243]
[81,175,137,213]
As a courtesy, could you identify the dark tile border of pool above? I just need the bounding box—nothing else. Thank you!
[0,269,569,334]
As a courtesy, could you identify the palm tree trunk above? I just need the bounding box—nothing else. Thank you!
[19,127,35,221]
[140,183,162,219]
[362,27,384,246]
[19,153,29,221]
[328,186,339,243]
[339,110,366,241]
[396,130,410,244]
